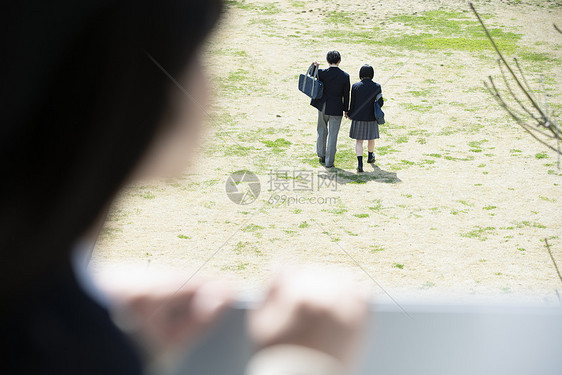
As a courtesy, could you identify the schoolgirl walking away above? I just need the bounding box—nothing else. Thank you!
[347,65,383,173]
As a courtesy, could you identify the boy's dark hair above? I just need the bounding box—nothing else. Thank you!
[360,64,375,80]
[0,0,224,297]
[326,50,341,65]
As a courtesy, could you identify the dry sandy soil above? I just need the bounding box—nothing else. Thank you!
[91,0,562,304]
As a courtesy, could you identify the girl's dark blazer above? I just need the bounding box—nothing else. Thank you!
[310,66,350,117]
[348,79,384,122]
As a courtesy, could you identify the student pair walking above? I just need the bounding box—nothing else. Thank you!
[309,51,384,173]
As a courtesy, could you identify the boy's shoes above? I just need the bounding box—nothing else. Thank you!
[319,157,325,164]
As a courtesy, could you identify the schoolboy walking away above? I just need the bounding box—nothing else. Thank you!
[347,65,383,173]
[311,51,351,169]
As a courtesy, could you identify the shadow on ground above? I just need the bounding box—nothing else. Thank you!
[327,163,401,185]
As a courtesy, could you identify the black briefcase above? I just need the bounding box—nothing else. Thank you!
[298,63,324,99]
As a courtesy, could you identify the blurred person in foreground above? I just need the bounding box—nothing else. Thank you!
[0,1,368,374]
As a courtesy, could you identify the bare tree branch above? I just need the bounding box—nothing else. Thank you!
[470,2,546,119]
[485,80,560,152]
[469,2,561,163]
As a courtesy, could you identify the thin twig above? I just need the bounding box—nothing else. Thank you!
[554,24,562,35]
[545,238,562,285]
[513,57,534,94]
[486,77,553,139]
[485,80,560,152]
[551,116,561,168]
[541,75,550,124]
[497,59,542,124]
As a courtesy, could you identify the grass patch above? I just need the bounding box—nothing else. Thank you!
[314,10,521,54]
[451,208,468,215]
[135,191,155,199]
[370,245,385,253]
[396,135,409,144]
[220,68,266,95]
[461,226,496,241]
[384,34,517,52]
[335,148,359,169]
[262,138,292,153]
[518,51,559,63]
[227,1,280,15]
[298,221,310,229]
[326,10,353,25]
[222,69,249,91]
[232,241,261,255]
[376,145,399,156]
[223,144,254,157]
[353,213,370,218]
[387,10,520,53]
[513,220,546,229]
[443,154,475,162]
[368,200,384,211]
[401,103,430,111]
[323,207,348,215]
[322,29,382,44]
[301,155,321,167]
[242,224,265,232]
[535,151,548,159]
[409,89,431,97]
[289,1,305,8]
[468,139,489,152]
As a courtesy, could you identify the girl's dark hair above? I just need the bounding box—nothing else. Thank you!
[0,0,223,298]
[359,64,374,80]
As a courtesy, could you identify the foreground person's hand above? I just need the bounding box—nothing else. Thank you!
[95,269,232,358]
[247,268,369,374]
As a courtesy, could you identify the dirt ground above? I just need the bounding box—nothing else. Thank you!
[91,0,562,304]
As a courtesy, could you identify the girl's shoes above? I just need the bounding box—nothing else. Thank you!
[367,152,375,163]
[356,155,363,173]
